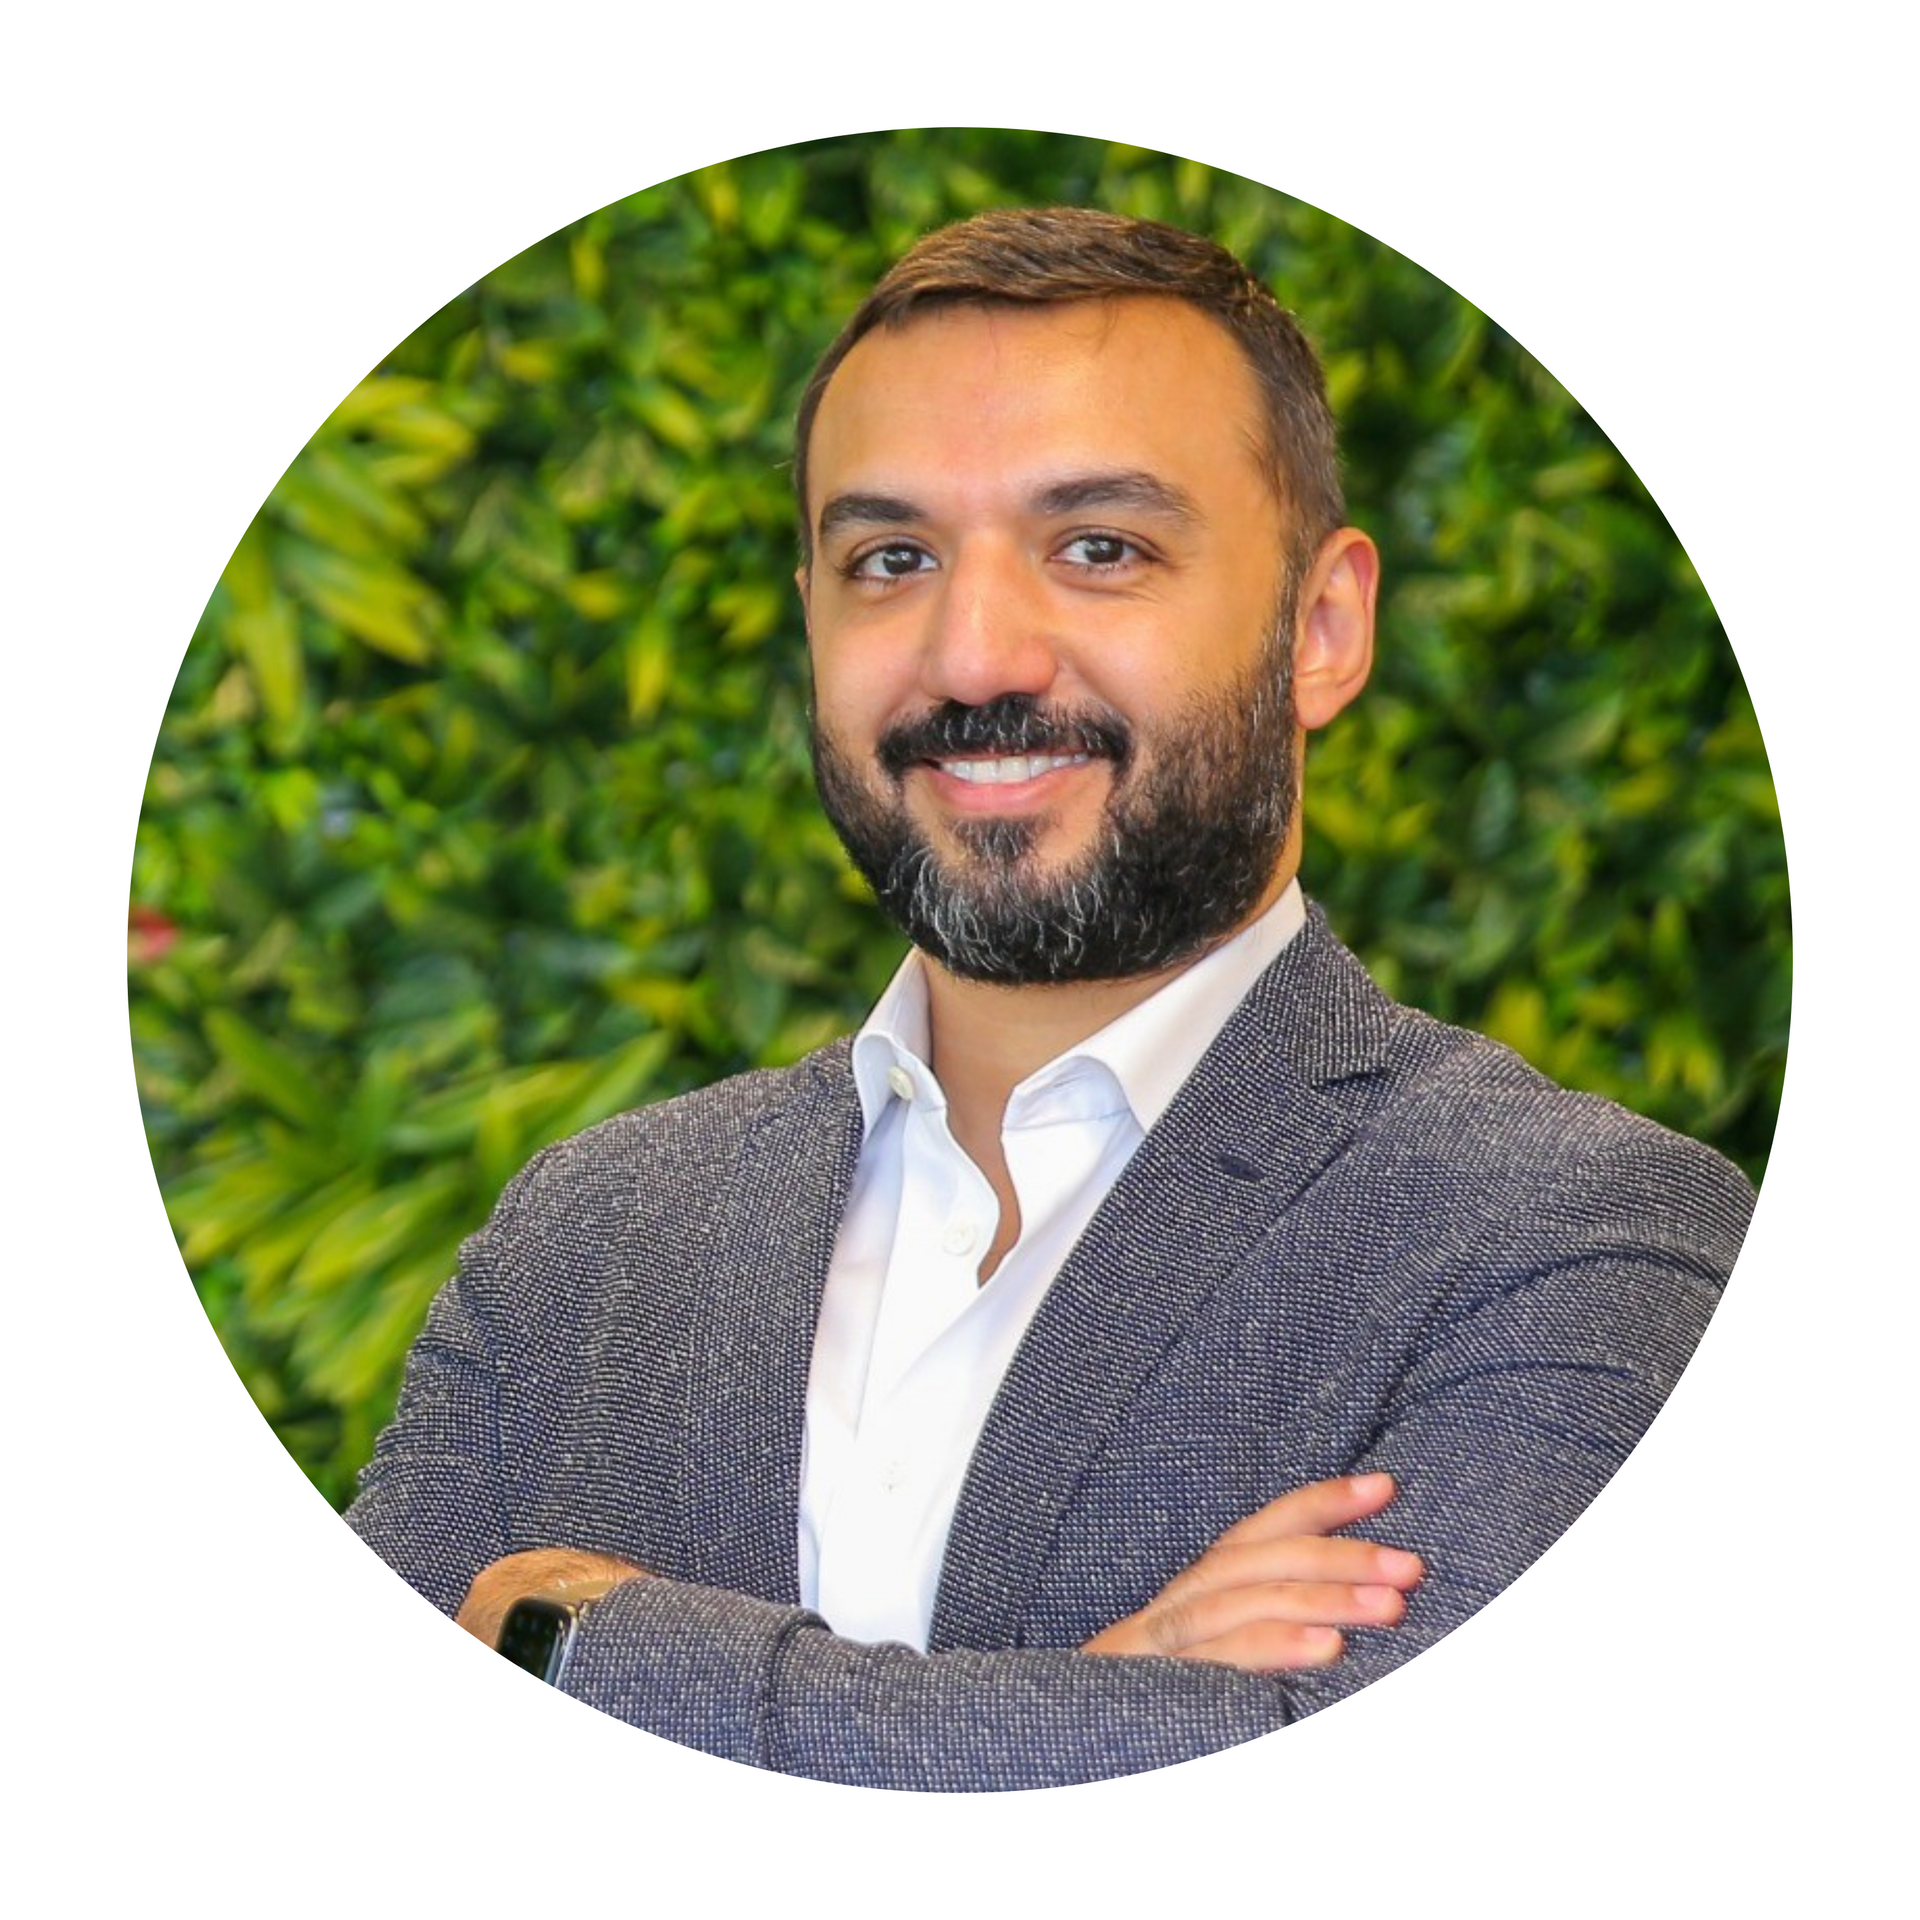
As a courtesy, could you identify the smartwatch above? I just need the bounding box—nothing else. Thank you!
[496,1577,628,1686]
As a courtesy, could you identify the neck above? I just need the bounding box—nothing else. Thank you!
[923,961,1187,1119]
[921,962,1187,1271]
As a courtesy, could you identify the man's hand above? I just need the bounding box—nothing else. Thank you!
[1081,1472,1423,1674]
[454,1547,652,1650]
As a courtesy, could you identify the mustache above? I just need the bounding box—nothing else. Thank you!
[876,697,1133,777]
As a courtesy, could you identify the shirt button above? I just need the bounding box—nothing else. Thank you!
[942,1219,980,1257]
[886,1065,914,1102]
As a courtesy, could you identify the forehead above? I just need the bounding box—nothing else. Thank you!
[806,297,1273,523]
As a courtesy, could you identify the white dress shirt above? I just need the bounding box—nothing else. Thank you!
[797,880,1307,1649]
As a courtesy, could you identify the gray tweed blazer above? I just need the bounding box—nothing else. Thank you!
[347,904,1752,1790]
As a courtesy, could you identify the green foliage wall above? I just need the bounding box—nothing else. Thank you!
[130,129,1790,1509]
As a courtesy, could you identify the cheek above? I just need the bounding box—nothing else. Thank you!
[812,675,879,749]
[810,676,908,788]
[808,639,864,717]
[1122,602,1274,713]
[1076,648,1200,722]
[813,634,927,736]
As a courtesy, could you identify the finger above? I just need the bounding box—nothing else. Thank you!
[1212,1471,1400,1549]
[1085,1603,1354,1665]
[1151,1577,1410,1653]
[1160,1533,1425,1604]
[1177,1622,1345,1674]
[1085,1574,1407,1661]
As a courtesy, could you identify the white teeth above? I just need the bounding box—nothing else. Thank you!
[939,753,1091,785]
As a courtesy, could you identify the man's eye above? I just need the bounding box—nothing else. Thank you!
[1058,533,1140,571]
[848,543,933,581]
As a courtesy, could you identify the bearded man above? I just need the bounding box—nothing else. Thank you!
[347,208,1754,1790]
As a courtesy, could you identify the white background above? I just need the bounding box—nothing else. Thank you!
[11,7,1904,1912]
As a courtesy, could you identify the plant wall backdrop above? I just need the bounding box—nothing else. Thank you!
[130,130,1790,1507]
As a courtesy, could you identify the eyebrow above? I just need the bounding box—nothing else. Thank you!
[1031,469,1202,527]
[816,491,924,544]
[815,469,1203,546]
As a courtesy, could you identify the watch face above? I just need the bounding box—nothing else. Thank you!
[497,1598,574,1684]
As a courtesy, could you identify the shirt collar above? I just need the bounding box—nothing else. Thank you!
[850,880,1307,1137]
[851,950,940,1132]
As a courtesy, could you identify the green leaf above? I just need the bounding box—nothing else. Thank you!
[202,1010,333,1132]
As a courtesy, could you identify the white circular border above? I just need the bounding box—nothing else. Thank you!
[3,7,1904,1912]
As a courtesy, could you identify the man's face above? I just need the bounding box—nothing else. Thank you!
[801,297,1303,984]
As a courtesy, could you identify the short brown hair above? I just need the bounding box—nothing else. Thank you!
[792,206,1344,563]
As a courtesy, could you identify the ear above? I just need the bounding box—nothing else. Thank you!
[1291,528,1378,731]
[794,562,813,643]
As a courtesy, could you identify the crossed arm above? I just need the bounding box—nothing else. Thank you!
[348,1261,1431,1786]
[352,1273,1686,1788]
[348,1122,1744,1788]
[429,1473,1419,1790]
[455,1470,1424,1668]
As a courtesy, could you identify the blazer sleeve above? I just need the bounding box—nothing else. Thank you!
[555,1578,1292,1789]
[1269,1119,1751,1718]
[345,1261,511,1619]
[344,1204,1297,1790]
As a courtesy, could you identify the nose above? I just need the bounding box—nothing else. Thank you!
[918,540,1060,708]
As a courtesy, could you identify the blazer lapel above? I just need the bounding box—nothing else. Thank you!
[681,1044,861,1605]
[928,911,1396,1652]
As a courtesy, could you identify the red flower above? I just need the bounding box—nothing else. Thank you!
[128,904,179,966]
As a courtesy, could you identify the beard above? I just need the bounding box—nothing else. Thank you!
[810,612,1299,986]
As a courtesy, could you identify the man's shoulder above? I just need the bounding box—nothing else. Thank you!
[1390,999,1751,1205]
[1271,907,1757,1236]
[488,1040,856,1228]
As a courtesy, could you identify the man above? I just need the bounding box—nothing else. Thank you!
[347,208,1752,1790]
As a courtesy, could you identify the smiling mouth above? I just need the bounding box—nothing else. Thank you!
[933,752,1093,786]
[877,696,1133,787]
